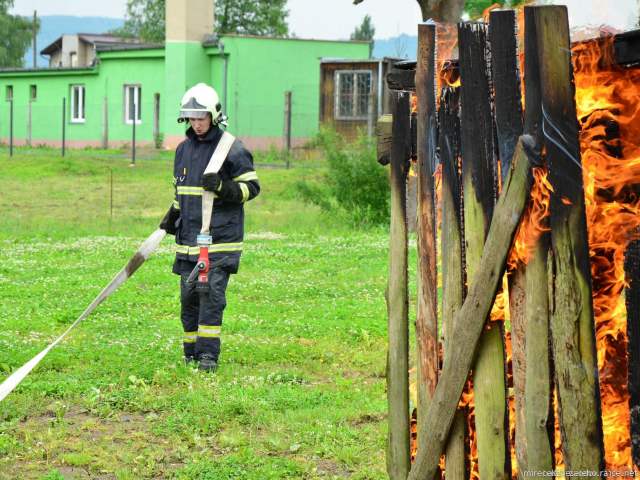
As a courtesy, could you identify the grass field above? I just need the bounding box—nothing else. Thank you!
[0,145,413,479]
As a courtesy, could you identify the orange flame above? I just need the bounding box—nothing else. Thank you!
[507,167,553,270]
[573,35,640,470]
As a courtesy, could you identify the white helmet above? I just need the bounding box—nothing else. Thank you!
[178,83,223,124]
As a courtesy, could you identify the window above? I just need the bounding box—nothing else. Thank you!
[5,85,13,101]
[70,84,85,123]
[30,85,37,101]
[335,70,372,120]
[124,84,142,124]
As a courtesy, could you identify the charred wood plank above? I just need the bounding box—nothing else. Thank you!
[627,239,640,468]
[387,90,411,480]
[387,68,416,92]
[377,114,393,166]
[415,24,440,466]
[614,29,640,67]
[439,86,466,479]
[458,21,509,480]
[489,9,523,181]
[528,5,605,473]
[407,136,538,480]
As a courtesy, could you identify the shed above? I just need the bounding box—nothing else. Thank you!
[319,57,402,139]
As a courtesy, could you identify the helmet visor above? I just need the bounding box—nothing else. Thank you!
[179,109,209,120]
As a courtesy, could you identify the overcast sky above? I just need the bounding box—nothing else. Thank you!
[10,0,639,39]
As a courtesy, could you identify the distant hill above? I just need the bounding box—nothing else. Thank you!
[373,34,418,60]
[19,14,414,67]
[21,15,124,68]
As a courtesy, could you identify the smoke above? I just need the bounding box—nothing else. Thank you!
[538,0,638,33]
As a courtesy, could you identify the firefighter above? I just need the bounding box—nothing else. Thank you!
[160,83,260,372]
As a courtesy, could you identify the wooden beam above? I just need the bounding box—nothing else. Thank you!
[626,239,640,468]
[387,90,411,480]
[377,114,393,166]
[458,21,509,480]
[528,5,605,472]
[387,68,416,92]
[407,136,538,480]
[415,25,439,463]
[439,86,466,479]
[489,9,523,182]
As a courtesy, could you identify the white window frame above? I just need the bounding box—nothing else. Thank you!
[124,84,142,125]
[70,84,85,123]
[334,70,372,121]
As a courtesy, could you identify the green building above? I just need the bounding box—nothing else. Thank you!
[0,0,369,150]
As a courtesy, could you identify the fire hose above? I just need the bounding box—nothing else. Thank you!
[0,132,235,402]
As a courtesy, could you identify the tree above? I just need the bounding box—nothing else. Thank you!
[114,0,289,43]
[351,14,375,58]
[352,0,527,23]
[351,14,375,41]
[0,0,38,68]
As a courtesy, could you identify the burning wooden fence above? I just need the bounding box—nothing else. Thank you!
[380,4,640,479]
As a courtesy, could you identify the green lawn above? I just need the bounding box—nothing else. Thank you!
[0,146,405,479]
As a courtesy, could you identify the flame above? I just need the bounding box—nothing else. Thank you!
[436,24,460,96]
[573,35,640,470]
[482,3,503,22]
[507,167,553,270]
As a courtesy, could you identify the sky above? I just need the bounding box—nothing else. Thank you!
[10,0,639,40]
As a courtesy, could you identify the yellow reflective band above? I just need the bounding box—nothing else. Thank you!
[176,242,244,255]
[184,331,197,343]
[233,171,258,182]
[239,182,250,202]
[198,326,221,338]
[177,186,204,196]
[172,199,180,209]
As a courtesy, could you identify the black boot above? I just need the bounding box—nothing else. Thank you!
[198,353,218,372]
[184,355,197,365]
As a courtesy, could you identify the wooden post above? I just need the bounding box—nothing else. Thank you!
[376,114,393,166]
[513,8,555,474]
[489,9,537,475]
[9,98,13,157]
[61,97,66,157]
[153,93,160,149]
[283,91,292,168]
[458,21,509,480]
[627,239,640,468]
[102,96,109,149]
[27,100,32,147]
[387,90,411,480]
[439,86,466,479]
[407,136,538,480]
[528,5,604,472]
[131,99,136,166]
[414,24,439,463]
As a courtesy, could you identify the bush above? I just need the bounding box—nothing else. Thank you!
[297,128,389,226]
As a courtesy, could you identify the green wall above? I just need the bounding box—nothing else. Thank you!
[215,35,369,141]
[0,36,369,149]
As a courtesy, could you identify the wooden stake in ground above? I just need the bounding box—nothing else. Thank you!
[528,5,604,473]
[439,86,467,479]
[515,8,555,474]
[386,90,411,480]
[415,24,439,461]
[458,21,509,480]
[407,136,538,480]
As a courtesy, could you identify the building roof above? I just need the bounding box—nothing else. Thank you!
[40,33,148,56]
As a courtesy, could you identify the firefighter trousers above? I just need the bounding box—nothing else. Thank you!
[179,266,231,362]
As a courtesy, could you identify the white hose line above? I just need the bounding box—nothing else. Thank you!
[0,229,167,402]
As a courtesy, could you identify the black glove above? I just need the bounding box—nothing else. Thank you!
[159,205,180,235]
[202,172,222,192]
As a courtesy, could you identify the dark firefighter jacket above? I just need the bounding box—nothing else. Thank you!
[171,126,260,274]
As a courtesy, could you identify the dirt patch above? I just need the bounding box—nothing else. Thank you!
[315,459,352,477]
